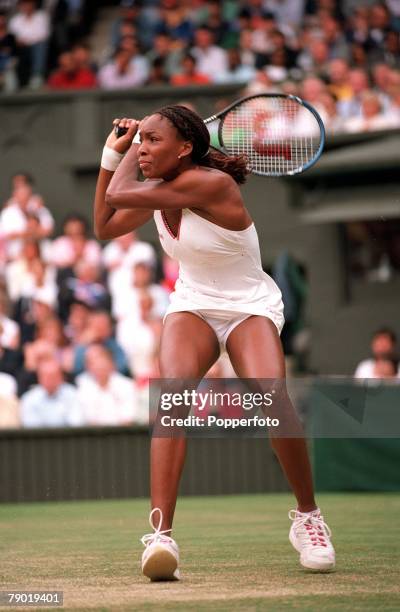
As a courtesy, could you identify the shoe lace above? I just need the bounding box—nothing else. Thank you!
[141,507,174,548]
[288,509,332,548]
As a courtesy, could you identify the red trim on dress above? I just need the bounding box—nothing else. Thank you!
[161,210,182,240]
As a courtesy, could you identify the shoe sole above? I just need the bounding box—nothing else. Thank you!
[289,532,335,572]
[142,546,179,581]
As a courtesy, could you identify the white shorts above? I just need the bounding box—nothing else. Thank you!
[165,308,282,351]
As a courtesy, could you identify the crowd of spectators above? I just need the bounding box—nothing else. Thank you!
[0,1,400,133]
[0,171,178,428]
[0,170,398,429]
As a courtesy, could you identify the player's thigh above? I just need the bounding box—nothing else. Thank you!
[160,312,220,378]
[226,315,285,379]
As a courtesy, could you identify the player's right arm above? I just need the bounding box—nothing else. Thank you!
[93,118,153,240]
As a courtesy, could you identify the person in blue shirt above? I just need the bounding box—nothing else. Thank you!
[72,309,130,377]
[20,357,84,428]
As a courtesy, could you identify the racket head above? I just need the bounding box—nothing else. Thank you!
[217,94,325,177]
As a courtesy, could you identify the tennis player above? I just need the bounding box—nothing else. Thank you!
[93,105,335,580]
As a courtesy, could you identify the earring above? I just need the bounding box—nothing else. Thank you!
[178,155,182,159]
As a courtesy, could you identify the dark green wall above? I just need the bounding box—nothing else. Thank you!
[0,427,289,503]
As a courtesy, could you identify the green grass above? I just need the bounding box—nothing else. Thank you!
[0,493,399,611]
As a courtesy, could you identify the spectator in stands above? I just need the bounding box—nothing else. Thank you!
[146,32,182,79]
[110,0,159,51]
[98,42,148,90]
[372,355,400,379]
[72,41,97,73]
[388,85,400,121]
[19,314,70,394]
[59,259,110,317]
[343,90,399,131]
[0,290,19,352]
[0,371,19,428]
[155,1,194,45]
[111,18,137,53]
[13,291,54,349]
[50,213,101,270]
[170,52,210,86]
[77,344,137,426]
[102,230,156,303]
[0,182,54,261]
[382,29,400,69]
[350,42,368,69]
[369,2,392,55]
[191,26,228,82]
[112,261,169,323]
[0,288,21,376]
[354,328,400,378]
[20,357,83,427]
[116,289,162,380]
[5,171,43,207]
[215,47,256,84]
[328,58,352,101]
[319,90,344,132]
[319,14,349,60]
[64,299,91,345]
[371,63,394,106]
[237,28,257,69]
[23,212,52,261]
[248,10,276,59]
[338,68,370,119]
[269,28,298,68]
[47,49,97,90]
[263,0,305,33]
[299,76,344,132]
[243,68,275,95]
[9,0,50,88]
[23,316,70,375]
[146,56,169,85]
[203,0,236,47]
[296,38,330,77]
[0,10,17,92]
[72,309,129,377]
[5,238,57,305]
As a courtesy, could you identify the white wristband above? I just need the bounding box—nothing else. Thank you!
[101,146,124,172]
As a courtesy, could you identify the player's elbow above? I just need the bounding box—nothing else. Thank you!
[105,189,132,210]
[105,188,116,207]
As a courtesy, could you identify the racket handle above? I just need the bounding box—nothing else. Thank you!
[115,125,129,137]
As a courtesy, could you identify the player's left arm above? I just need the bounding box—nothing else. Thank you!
[105,168,234,211]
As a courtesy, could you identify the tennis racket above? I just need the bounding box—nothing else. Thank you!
[115,94,325,177]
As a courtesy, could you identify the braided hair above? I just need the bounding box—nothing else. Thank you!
[154,104,249,184]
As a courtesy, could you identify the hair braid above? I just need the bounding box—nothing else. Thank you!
[155,105,249,184]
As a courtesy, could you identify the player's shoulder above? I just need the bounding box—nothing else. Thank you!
[175,167,235,191]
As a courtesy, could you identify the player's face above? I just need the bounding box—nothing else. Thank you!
[137,114,188,180]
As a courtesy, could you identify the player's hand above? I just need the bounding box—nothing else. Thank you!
[105,118,139,154]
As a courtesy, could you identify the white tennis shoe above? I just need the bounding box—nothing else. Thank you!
[289,507,335,571]
[141,508,180,581]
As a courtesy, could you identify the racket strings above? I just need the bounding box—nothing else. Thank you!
[220,96,321,176]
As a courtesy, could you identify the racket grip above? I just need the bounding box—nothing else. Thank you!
[115,125,129,137]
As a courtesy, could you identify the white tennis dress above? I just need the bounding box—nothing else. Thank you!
[154,208,284,348]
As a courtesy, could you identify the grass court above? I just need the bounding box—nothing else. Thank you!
[1,493,399,611]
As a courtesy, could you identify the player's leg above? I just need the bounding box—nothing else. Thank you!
[141,311,219,581]
[226,315,316,510]
[152,311,220,531]
[225,315,335,571]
